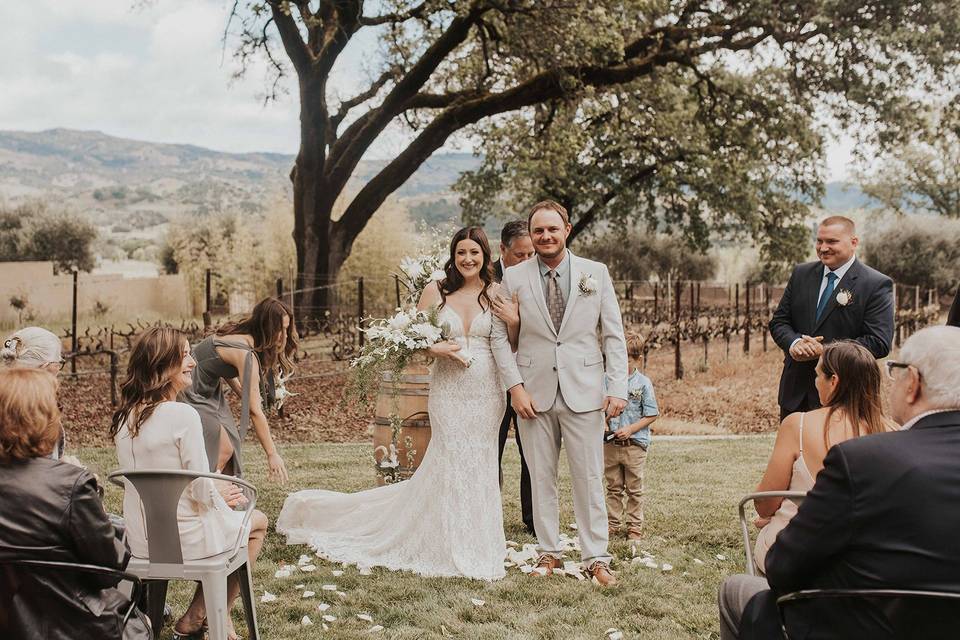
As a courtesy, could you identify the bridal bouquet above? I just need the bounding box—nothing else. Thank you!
[348,306,446,404]
[397,253,446,305]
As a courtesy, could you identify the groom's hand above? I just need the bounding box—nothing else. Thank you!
[509,384,537,419]
[602,396,626,419]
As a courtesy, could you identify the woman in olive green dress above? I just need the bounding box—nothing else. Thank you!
[182,297,297,483]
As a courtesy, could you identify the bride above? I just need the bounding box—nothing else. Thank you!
[277,226,517,581]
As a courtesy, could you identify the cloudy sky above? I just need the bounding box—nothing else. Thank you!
[1,0,855,178]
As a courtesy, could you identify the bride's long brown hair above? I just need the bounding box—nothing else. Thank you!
[215,297,298,375]
[110,327,185,438]
[439,226,495,311]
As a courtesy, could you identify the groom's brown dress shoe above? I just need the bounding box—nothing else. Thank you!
[587,561,618,587]
[532,554,563,576]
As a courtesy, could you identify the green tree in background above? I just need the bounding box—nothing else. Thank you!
[230,1,960,314]
[578,229,717,282]
[0,202,97,273]
[456,67,821,270]
[859,104,960,218]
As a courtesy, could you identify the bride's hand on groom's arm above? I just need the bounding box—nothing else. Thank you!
[509,384,537,419]
[491,291,520,328]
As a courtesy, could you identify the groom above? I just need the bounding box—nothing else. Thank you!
[491,200,628,587]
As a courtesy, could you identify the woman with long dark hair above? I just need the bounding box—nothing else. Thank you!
[752,340,896,574]
[278,226,516,581]
[182,297,297,482]
[112,327,268,640]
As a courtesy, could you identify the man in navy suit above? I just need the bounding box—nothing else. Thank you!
[769,216,895,420]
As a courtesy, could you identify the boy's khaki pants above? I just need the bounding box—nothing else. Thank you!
[603,442,647,532]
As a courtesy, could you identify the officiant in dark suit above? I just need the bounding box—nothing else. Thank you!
[492,220,536,534]
[769,216,894,420]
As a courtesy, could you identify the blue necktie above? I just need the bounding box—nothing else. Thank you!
[816,271,838,322]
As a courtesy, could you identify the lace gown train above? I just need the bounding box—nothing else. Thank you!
[276,306,507,581]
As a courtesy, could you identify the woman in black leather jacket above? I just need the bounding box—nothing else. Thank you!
[0,368,136,640]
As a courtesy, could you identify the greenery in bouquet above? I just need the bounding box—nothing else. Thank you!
[395,231,450,305]
[347,305,446,407]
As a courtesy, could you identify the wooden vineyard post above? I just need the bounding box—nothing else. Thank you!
[357,277,366,348]
[70,268,78,377]
[743,282,751,354]
[763,283,769,352]
[394,274,401,308]
[674,279,683,380]
[653,283,659,322]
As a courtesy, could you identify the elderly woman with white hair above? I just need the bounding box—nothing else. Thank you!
[1,326,66,458]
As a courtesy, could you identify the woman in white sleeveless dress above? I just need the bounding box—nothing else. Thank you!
[752,341,895,574]
[277,227,516,581]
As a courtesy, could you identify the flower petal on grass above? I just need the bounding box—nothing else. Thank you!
[260,591,277,603]
[606,629,624,640]
[470,598,485,607]
[693,559,704,565]
[300,564,317,572]
[716,554,727,561]
[322,614,337,622]
[321,584,338,591]
[301,616,313,626]
[369,625,384,633]
[332,570,344,577]
[317,603,331,612]
[303,591,315,598]
[357,614,374,622]
[661,563,673,572]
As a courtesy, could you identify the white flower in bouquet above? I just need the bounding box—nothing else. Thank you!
[410,321,443,344]
[399,256,424,280]
[387,309,414,331]
[429,269,446,282]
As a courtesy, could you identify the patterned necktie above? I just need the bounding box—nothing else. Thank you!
[546,269,565,331]
[816,271,838,322]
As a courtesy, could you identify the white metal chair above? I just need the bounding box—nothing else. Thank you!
[738,490,807,576]
[108,469,259,640]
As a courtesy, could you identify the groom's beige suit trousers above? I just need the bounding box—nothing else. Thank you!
[519,391,611,565]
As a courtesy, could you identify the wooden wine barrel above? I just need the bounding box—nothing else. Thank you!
[372,362,432,485]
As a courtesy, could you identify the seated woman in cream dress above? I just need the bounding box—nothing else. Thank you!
[113,327,268,640]
[753,341,895,575]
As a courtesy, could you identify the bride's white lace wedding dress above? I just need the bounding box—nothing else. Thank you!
[277,305,507,581]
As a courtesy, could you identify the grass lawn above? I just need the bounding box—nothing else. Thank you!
[80,435,773,640]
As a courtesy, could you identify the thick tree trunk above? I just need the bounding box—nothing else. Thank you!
[291,76,346,322]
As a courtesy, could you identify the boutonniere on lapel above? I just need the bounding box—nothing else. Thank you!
[835,289,854,307]
[578,273,598,297]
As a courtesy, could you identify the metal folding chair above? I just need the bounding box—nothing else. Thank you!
[777,588,960,639]
[0,557,145,634]
[108,469,259,640]
[738,491,807,576]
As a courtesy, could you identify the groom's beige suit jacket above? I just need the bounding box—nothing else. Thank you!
[491,253,628,413]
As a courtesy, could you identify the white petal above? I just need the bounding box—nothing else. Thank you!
[359,566,373,576]
[300,564,317,572]
[302,591,315,598]
[357,614,374,622]
[337,591,348,598]
[661,563,673,571]
[369,625,385,633]
[295,584,305,589]
[716,554,727,561]
[322,614,337,622]
[317,603,331,612]
[301,616,313,626]
[693,558,704,565]
[470,598,485,607]
[607,631,624,640]
[568,522,578,530]
[332,570,344,577]
[321,584,338,591]
[260,591,277,603]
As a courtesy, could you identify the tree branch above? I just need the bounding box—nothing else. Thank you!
[359,0,429,26]
[268,1,314,72]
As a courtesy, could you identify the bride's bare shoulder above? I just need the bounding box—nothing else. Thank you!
[417,281,442,310]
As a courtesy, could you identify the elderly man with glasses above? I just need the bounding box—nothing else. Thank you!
[718,326,960,639]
